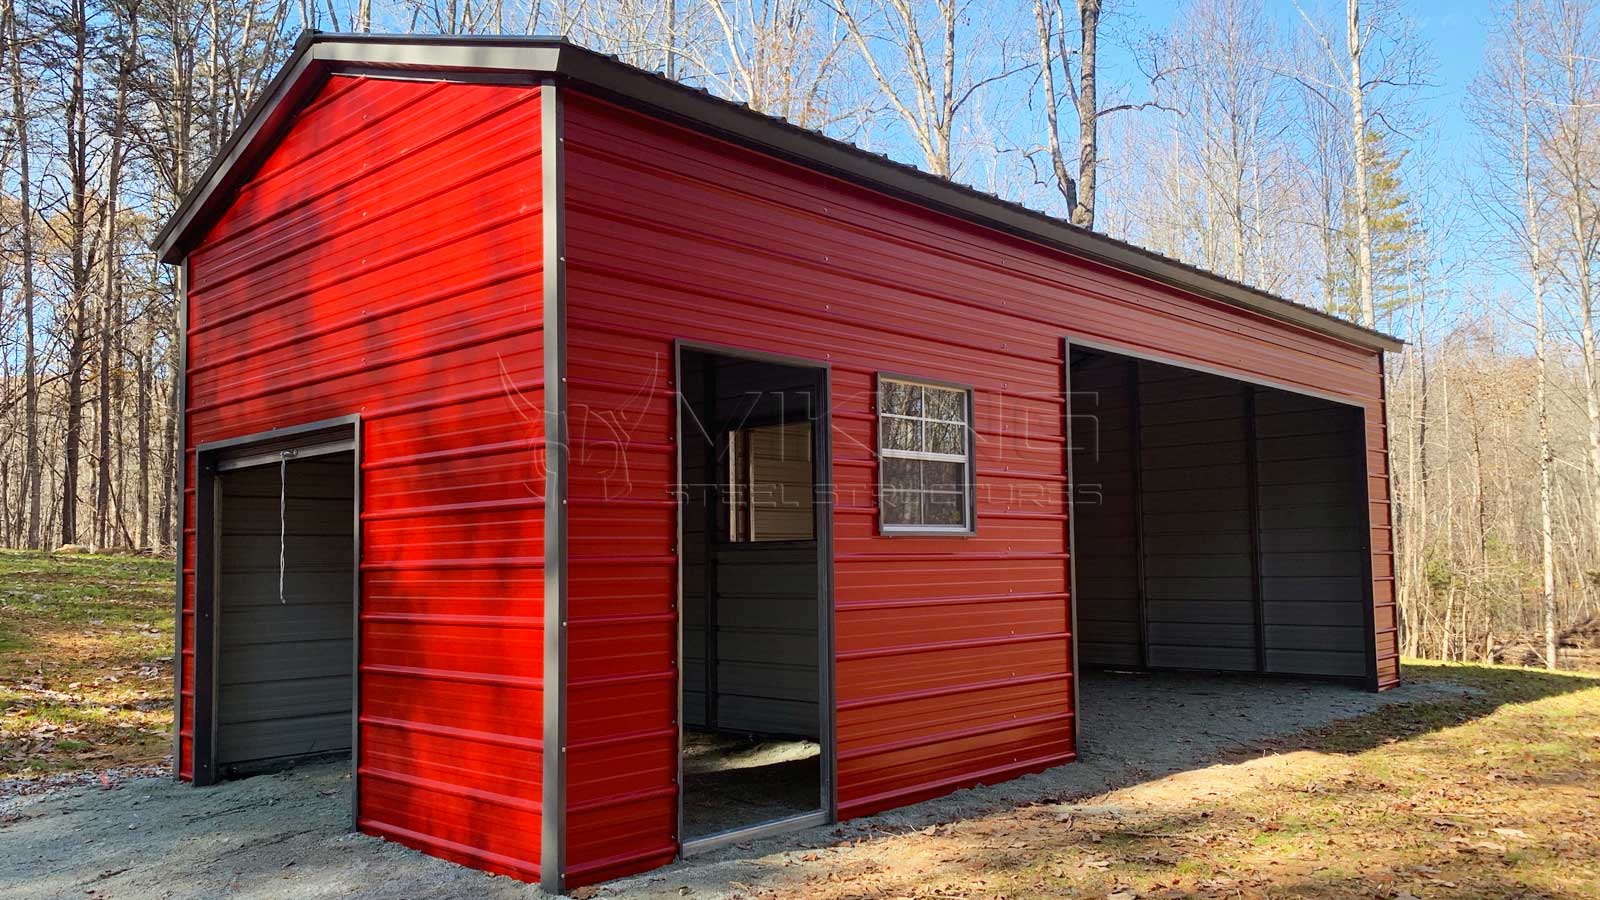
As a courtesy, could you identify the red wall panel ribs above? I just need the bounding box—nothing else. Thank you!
[181,75,547,881]
[176,59,1397,892]
[558,85,1396,882]
[559,89,1076,883]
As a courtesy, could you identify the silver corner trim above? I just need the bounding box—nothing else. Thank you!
[540,80,569,896]
[172,258,189,780]
[1062,337,1081,755]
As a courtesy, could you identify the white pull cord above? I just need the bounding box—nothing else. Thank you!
[279,455,287,604]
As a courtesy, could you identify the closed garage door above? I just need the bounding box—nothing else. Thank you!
[216,453,355,773]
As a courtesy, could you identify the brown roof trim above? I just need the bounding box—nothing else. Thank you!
[155,32,1403,353]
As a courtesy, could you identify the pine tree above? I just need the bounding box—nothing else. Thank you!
[1332,129,1418,323]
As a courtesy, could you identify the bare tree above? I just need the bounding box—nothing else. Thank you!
[1071,0,1100,226]
[701,0,854,129]
[1154,0,1290,282]
[1345,0,1376,328]
[1473,0,1561,669]
[1528,0,1600,572]
[54,0,100,547]
[833,0,1028,178]
[1032,0,1102,227]
[94,0,141,549]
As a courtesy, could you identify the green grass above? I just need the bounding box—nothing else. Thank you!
[0,550,170,628]
[0,549,173,776]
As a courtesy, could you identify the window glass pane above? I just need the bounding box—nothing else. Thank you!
[927,422,965,456]
[881,456,921,491]
[883,489,919,525]
[881,416,922,453]
[925,386,966,422]
[881,380,919,416]
[919,459,965,492]
[922,490,966,526]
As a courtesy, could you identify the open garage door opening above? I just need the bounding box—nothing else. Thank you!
[676,346,831,852]
[190,421,359,792]
[1068,346,1378,690]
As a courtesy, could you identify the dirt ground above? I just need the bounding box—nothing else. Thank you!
[0,670,1484,900]
[682,733,821,839]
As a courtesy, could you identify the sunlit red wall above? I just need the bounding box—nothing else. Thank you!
[558,86,1396,886]
[180,75,547,881]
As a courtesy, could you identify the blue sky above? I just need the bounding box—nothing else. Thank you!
[1077,0,1512,336]
[1410,0,1490,148]
[1099,0,1486,152]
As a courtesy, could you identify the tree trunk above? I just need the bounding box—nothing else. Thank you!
[1035,0,1076,211]
[1580,259,1600,603]
[1517,28,1559,671]
[6,0,42,550]
[93,3,139,551]
[95,282,113,548]
[61,0,93,547]
[1346,0,1376,328]
[137,327,152,550]
[1072,0,1100,228]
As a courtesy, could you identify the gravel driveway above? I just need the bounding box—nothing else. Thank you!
[0,672,1463,900]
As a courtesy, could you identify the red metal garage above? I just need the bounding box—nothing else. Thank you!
[156,33,1401,894]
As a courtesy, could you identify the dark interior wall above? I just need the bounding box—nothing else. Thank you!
[216,453,354,771]
[1139,364,1256,672]
[1071,354,1141,668]
[1071,350,1370,680]
[681,352,821,738]
[1254,388,1369,677]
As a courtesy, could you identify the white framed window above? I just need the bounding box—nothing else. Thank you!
[877,375,975,534]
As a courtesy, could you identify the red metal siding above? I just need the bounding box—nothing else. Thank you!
[181,75,547,881]
[1372,357,1401,688]
[560,84,1398,881]
[560,90,1074,884]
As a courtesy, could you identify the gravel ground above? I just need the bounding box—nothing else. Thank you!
[682,734,820,839]
[0,672,1467,900]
